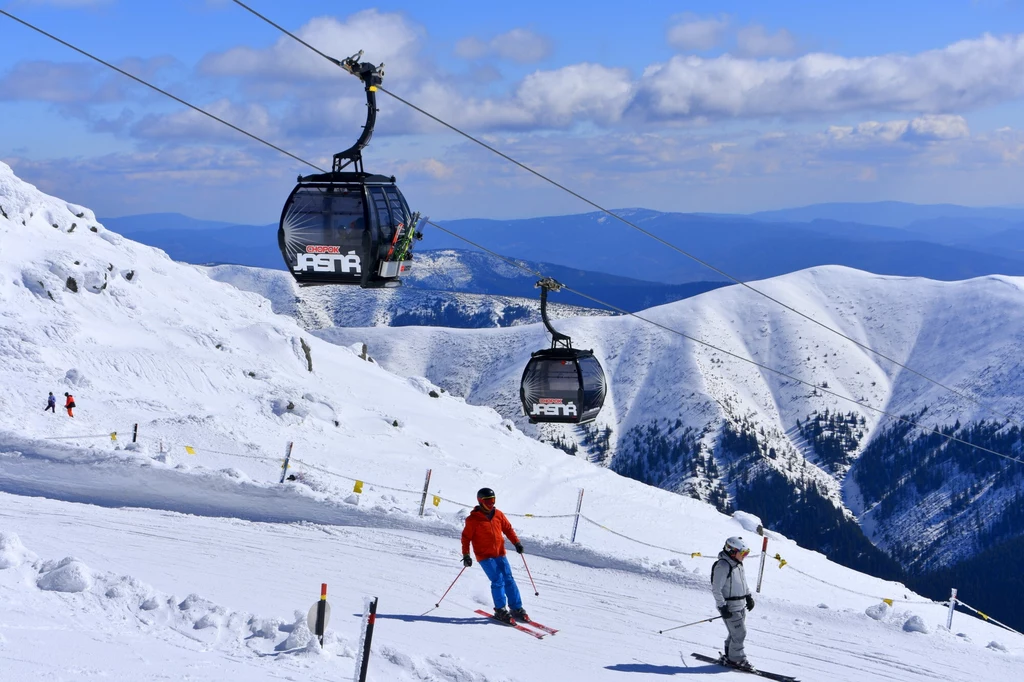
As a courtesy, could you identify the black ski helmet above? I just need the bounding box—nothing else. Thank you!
[477,487,495,500]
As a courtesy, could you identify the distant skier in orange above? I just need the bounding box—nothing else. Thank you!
[64,392,75,417]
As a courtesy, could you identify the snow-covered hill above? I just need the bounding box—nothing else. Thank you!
[206,262,609,329]
[1,160,1022,680]
[313,256,1024,585]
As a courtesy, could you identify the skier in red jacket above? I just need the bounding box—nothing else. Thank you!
[64,392,75,417]
[461,487,528,623]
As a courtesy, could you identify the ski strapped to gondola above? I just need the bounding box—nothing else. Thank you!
[473,609,545,639]
[690,653,799,681]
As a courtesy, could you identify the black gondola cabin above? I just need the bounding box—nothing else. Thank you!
[521,348,606,424]
[278,51,421,287]
[519,279,607,424]
[280,172,415,287]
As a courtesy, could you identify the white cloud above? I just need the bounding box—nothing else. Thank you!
[454,37,488,61]
[492,28,553,63]
[200,10,424,83]
[827,115,970,145]
[907,114,971,140]
[639,33,1024,119]
[131,100,275,143]
[456,28,553,64]
[515,63,633,126]
[667,14,730,51]
[735,25,797,57]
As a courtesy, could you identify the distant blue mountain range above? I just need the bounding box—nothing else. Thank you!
[746,200,1024,227]
[101,200,1024,295]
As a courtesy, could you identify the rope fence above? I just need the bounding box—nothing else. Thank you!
[33,425,1018,638]
[954,598,1024,638]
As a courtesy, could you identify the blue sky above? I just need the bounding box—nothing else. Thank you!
[3,0,1024,223]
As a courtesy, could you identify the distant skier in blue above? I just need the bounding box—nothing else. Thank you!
[712,536,756,672]
[44,392,56,413]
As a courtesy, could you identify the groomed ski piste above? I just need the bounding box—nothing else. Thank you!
[1,160,1021,681]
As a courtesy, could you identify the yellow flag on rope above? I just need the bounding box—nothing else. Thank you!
[110,432,117,441]
[353,480,364,493]
[432,495,441,507]
[882,599,894,607]
[184,446,196,455]
[774,553,787,568]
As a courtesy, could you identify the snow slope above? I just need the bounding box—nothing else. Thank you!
[1,161,1021,680]
[315,262,1024,567]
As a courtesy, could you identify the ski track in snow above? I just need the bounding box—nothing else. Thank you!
[1,161,1022,680]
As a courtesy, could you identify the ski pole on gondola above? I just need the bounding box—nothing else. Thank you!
[434,566,467,607]
[520,553,539,596]
[658,614,724,634]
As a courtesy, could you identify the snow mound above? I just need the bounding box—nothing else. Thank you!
[903,614,930,634]
[865,602,889,620]
[36,557,93,593]
[732,511,763,534]
[0,531,32,569]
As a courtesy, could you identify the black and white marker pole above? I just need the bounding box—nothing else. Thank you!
[306,583,331,647]
[354,597,378,682]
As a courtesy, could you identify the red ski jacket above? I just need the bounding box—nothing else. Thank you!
[65,395,75,408]
[461,507,520,561]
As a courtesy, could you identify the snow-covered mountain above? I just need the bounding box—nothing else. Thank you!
[1,160,1022,680]
[314,261,1024,619]
[206,261,612,329]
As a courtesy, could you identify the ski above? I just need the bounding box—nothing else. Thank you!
[518,618,558,635]
[473,609,545,639]
[691,653,799,681]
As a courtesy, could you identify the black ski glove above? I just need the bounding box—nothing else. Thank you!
[746,596,755,612]
[718,605,731,620]
[462,555,473,567]
[514,542,524,554]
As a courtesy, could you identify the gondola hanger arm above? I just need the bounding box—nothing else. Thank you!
[536,278,572,349]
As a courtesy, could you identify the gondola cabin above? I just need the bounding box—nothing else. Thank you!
[520,278,607,424]
[521,348,606,424]
[279,171,416,287]
[278,51,421,287]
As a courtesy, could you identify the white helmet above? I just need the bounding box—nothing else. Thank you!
[724,536,750,558]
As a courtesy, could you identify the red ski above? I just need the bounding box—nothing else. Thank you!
[518,618,558,635]
[473,609,544,639]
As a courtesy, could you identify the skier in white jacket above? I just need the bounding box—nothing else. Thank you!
[711,536,756,671]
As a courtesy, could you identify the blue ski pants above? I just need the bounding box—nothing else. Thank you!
[478,556,522,611]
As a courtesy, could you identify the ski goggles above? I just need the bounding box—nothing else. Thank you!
[731,548,750,560]
[478,496,496,508]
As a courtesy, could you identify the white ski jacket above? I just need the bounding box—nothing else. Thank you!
[711,551,750,612]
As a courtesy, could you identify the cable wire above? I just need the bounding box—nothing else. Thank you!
[225,0,1020,430]
[6,9,1020,466]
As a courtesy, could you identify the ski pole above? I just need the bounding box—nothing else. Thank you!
[520,553,539,596]
[434,566,467,608]
[657,615,723,634]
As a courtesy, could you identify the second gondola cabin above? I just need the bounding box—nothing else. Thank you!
[521,348,606,424]
[520,279,607,424]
